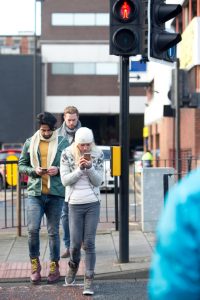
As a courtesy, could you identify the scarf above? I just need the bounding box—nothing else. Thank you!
[29,130,58,188]
[57,120,81,144]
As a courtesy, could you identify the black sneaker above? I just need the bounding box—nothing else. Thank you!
[83,275,94,295]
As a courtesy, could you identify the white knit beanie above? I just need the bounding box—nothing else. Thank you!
[75,127,94,144]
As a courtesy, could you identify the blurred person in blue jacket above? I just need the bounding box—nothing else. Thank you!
[148,168,200,300]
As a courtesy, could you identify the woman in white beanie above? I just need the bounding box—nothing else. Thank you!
[60,127,104,295]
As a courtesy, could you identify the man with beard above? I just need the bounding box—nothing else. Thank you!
[57,106,81,258]
[19,112,68,284]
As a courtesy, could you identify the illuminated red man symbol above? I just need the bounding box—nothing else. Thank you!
[120,1,131,20]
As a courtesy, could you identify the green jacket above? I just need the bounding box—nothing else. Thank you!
[18,135,69,197]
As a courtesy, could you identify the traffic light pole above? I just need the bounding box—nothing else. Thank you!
[119,56,129,263]
[175,58,181,179]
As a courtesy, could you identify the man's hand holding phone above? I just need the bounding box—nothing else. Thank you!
[41,168,48,175]
[36,167,48,176]
[38,166,59,176]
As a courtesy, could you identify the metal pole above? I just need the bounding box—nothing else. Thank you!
[114,176,119,231]
[119,56,129,263]
[33,0,37,132]
[175,59,181,179]
[163,174,169,201]
[133,162,137,222]
[4,164,7,228]
[16,170,21,237]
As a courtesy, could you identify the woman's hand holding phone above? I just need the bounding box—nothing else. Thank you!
[79,153,92,169]
[83,153,91,161]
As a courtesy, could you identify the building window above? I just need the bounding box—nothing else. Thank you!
[51,13,109,26]
[74,63,95,74]
[52,13,73,26]
[96,63,118,75]
[74,14,95,26]
[96,14,109,25]
[51,62,118,75]
[52,63,73,74]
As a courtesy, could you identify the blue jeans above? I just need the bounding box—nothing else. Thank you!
[69,201,100,277]
[61,201,70,249]
[27,194,64,261]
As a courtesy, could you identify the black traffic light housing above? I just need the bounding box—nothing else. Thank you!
[148,0,182,63]
[169,69,200,108]
[110,0,148,57]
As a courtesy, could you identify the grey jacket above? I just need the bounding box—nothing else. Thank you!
[60,144,104,202]
[57,120,81,145]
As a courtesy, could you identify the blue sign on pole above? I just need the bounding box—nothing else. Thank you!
[167,46,176,60]
[130,61,147,72]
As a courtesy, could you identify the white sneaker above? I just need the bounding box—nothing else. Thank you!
[83,275,94,295]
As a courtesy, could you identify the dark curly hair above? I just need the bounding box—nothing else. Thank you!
[36,112,57,131]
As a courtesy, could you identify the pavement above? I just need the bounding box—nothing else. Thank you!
[0,222,155,283]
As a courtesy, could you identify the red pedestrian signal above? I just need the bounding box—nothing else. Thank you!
[120,2,131,20]
[114,0,135,21]
[110,0,148,57]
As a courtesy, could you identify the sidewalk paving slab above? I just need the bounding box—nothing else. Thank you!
[0,228,155,282]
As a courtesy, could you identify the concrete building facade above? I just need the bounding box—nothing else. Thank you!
[40,0,147,148]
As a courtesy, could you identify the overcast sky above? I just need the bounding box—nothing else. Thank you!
[0,0,41,36]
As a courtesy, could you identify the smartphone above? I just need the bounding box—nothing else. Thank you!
[41,168,47,172]
[84,153,91,161]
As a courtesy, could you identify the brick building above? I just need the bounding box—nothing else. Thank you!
[0,36,34,55]
[144,0,200,171]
